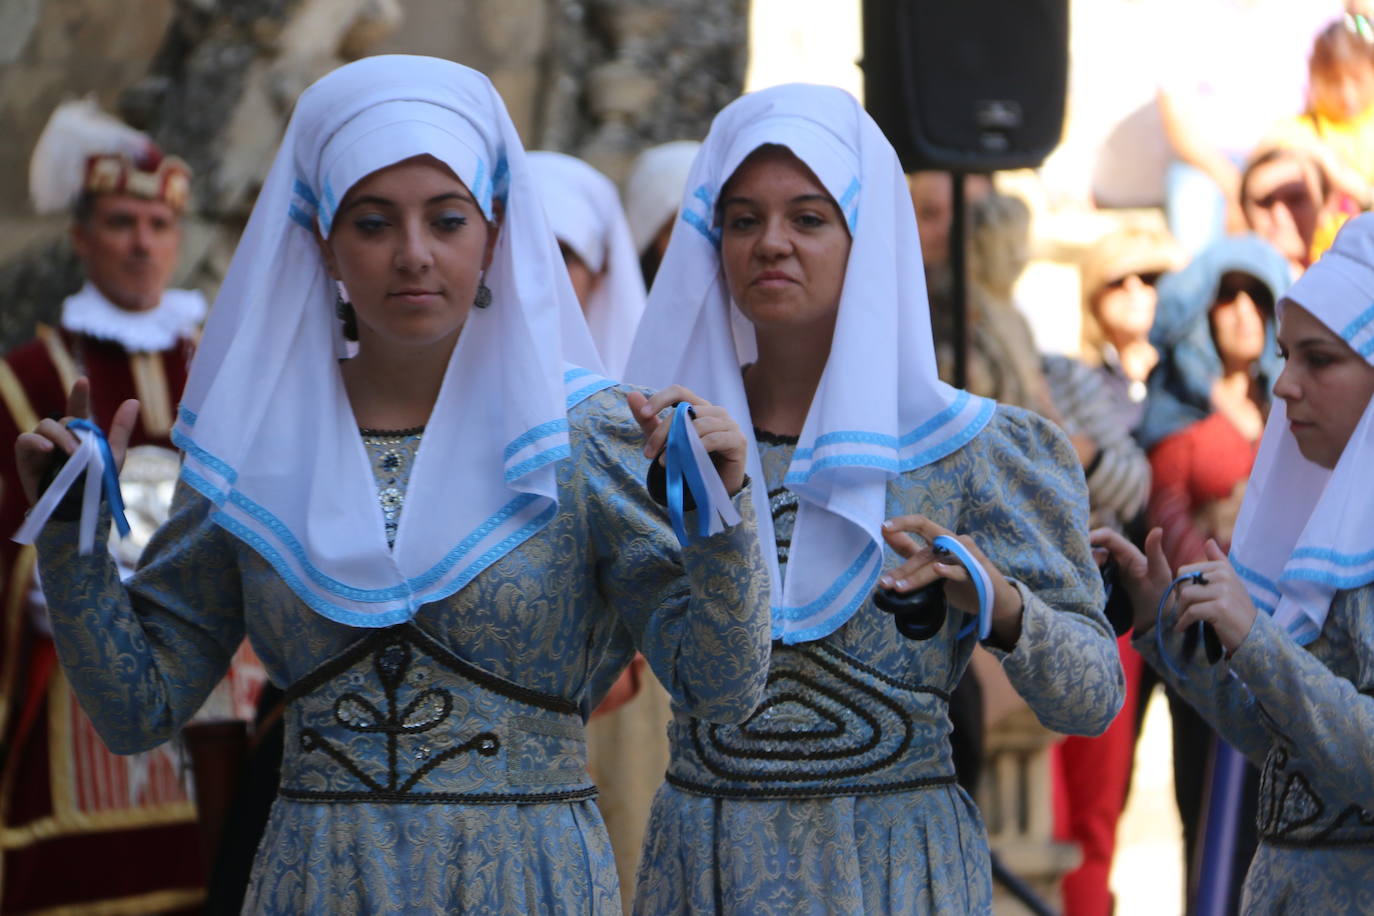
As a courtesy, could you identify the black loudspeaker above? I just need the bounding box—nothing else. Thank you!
[862,0,1069,172]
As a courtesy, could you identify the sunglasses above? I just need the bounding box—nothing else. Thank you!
[1214,276,1274,311]
[1102,271,1163,292]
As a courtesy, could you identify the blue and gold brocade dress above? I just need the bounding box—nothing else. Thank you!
[1138,578,1374,912]
[634,406,1125,916]
[33,387,771,915]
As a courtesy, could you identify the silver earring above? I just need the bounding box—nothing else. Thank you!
[473,276,492,309]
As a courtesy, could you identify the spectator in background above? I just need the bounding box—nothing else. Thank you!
[1142,234,1290,911]
[1267,17,1374,212]
[1074,226,1186,440]
[1157,0,1343,255]
[926,185,1058,418]
[1240,145,1355,276]
[528,151,647,376]
[622,140,700,287]
[1043,225,1181,916]
[0,99,264,916]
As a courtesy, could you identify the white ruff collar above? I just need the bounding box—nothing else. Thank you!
[60,282,206,352]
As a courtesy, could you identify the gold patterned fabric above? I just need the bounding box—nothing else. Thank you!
[635,406,1125,915]
[32,387,772,914]
[1138,581,1374,910]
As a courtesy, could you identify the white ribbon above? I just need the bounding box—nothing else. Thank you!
[14,429,111,555]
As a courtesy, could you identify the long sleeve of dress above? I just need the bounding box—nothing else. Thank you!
[1140,586,1374,812]
[1133,613,1274,765]
[964,407,1124,737]
[34,482,245,753]
[579,391,771,726]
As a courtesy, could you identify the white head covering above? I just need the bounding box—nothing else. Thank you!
[172,55,604,627]
[527,151,646,376]
[1230,213,1374,645]
[622,140,702,256]
[623,84,994,644]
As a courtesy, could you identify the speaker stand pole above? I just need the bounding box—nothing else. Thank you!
[950,170,969,390]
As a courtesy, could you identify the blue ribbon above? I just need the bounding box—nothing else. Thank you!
[935,535,993,642]
[663,402,711,545]
[1155,571,1208,681]
[68,419,131,538]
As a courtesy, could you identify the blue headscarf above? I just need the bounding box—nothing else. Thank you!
[1136,235,1290,450]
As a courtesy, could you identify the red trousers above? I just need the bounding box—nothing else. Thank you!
[1053,634,1144,916]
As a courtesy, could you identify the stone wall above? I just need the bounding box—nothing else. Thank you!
[0,0,749,351]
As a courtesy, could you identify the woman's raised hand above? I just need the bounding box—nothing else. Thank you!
[1089,527,1173,635]
[627,385,748,496]
[879,514,1025,649]
[15,378,140,506]
[1172,539,1258,653]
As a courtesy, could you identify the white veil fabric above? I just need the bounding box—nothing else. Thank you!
[527,151,646,376]
[173,55,605,628]
[622,140,701,257]
[1230,213,1374,645]
[623,84,994,644]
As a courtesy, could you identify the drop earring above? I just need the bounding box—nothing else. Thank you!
[473,274,492,309]
[335,289,358,341]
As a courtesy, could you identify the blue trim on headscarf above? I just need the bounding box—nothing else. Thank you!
[839,177,860,232]
[567,381,615,408]
[783,395,993,483]
[471,157,489,214]
[172,428,239,486]
[1341,302,1374,343]
[180,447,553,606]
[1231,557,1279,615]
[1291,545,1374,566]
[288,204,315,230]
[682,211,721,248]
[503,419,569,461]
[293,178,320,208]
[1232,558,1280,595]
[181,465,227,505]
[504,445,571,482]
[1283,567,1374,589]
[772,541,880,621]
[206,497,557,628]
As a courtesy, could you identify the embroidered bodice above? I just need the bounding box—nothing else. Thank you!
[360,426,424,547]
[662,407,1123,801]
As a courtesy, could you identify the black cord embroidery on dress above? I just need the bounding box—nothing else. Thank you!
[686,644,933,784]
[809,641,952,700]
[279,786,599,806]
[287,625,588,803]
[285,624,576,714]
[665,772,956,801]
[1269,771,1325,839]
[297,633,508,797]
[740,691,845,741]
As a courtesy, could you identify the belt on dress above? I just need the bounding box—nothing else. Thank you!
[278,624,595,805]
[666,641,958,800]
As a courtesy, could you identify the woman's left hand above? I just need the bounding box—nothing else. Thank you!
[627,386,748,496]
[1172,539,1258,653]
[879,514,1024,649]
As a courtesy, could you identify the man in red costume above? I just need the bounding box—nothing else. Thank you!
[0,100,260,915]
